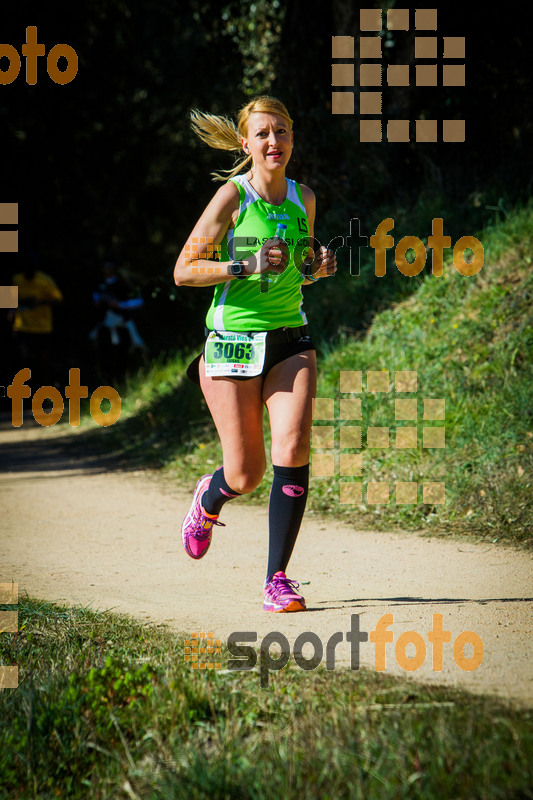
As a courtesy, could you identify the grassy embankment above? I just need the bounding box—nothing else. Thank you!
[82,203,533,548]
[1,596,531,798]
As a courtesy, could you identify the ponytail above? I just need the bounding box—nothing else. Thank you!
[189,109,252,181]
[190,96,293,182]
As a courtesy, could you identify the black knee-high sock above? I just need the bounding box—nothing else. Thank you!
[266,464,309,579]
[201,467,241,516]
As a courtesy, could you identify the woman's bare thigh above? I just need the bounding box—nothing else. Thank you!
[198,354,267,491]
[262,350,317,467]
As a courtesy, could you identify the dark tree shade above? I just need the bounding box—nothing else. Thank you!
[0,0,530,361]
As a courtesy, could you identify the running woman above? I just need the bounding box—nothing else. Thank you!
[174,96,336,612]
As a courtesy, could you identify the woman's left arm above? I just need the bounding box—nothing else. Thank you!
[299,184,337,284]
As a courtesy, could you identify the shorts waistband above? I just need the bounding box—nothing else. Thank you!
[204,325,309,344]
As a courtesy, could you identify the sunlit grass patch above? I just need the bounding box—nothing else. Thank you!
[1,598,531,798]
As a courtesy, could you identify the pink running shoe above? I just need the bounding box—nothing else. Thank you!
[181,474,225,560]
[263,571,306,612]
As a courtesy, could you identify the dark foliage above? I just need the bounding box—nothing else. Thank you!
[0,0,531,371]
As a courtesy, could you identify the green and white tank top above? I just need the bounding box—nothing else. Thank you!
[205,174,310,332]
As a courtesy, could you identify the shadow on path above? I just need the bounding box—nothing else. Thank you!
[0,412,140,477]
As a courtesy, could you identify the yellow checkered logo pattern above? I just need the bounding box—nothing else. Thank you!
[185,237,222,274]
[0,583,18,690]
[332,9,466,142]
[312,370,445,505]
[184,631,222,670]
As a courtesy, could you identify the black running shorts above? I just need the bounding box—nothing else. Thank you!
[186,325,315,385]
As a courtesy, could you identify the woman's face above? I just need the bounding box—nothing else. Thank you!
[242,112,293,173]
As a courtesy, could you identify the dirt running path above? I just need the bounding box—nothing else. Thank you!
[1,415,532,705]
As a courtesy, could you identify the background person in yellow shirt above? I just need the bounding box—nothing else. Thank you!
[10,253,63,388]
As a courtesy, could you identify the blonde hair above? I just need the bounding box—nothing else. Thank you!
[190,96,293,181]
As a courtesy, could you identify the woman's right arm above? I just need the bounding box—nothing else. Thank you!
[174,182,288,287]
[174,181,241,287]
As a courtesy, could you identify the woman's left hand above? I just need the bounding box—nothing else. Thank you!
[311,246,337,280]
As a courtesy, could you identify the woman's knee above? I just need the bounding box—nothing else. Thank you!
[225,463,266,494]
[271,437,310,468]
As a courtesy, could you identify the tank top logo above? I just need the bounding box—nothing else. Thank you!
[266,213,290,220]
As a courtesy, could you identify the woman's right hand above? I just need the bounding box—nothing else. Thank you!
[245,238,289,275]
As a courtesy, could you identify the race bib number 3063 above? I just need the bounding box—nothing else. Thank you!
[204,331,267,377]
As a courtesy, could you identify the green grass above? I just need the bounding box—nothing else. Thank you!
[1,597,531,799]
[77,203,533,549]
[307,203,533,546]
